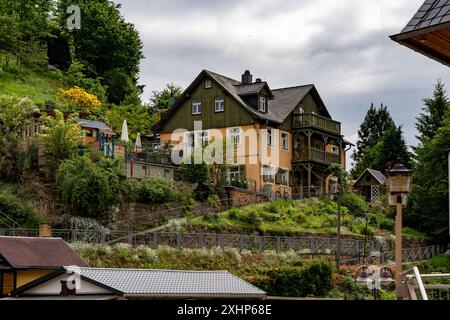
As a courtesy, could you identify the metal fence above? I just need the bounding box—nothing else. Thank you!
[0,227,381,256]
[341,245,444,265]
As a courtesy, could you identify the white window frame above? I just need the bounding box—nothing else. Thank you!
[205,80,212,89]
[281,132,289,151]
[228,165,244,182]
[279,168,289,186]
[267,128,274,147]
[186,132,195,148]
[259,96,266,112]
[215,97,225,112]
[229,127,241,145]
[192,100,202,115]
[198,130,209,147]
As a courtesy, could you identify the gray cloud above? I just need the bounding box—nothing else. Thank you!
[115,0,450,167]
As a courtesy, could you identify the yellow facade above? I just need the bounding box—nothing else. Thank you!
[1,269,54,296]
[160,124,296,196]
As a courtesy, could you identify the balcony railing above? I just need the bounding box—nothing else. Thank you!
[293,113,341,135]
[294,148,341,164]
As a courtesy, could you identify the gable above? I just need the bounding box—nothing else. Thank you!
[20,274,113,296]
[158,73,255,133]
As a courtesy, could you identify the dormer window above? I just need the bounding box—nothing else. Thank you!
[205,80,212,89]
[259,96,266,113]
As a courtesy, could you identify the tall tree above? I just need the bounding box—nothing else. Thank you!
[351,104,395,177]
[416,79,450,145]
[56,0,143,104]
[407,113,450,243]
[150,83,183,112]
[352,124,412,177]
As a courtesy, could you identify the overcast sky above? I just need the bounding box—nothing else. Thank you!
[115,0,450,167]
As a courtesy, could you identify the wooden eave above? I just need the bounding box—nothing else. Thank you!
[391,22,450,67]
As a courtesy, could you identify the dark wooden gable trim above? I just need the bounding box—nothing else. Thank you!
[153,70,260,132]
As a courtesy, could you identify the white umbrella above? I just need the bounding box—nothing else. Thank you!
[134,132,142,153]
[121,120,129,143]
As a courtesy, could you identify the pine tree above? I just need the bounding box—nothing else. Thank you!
[351,104,395,177]
[416,79,450,145]
[352,124,412,177]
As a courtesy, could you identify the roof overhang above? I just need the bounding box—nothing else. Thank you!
[390,22,450,67]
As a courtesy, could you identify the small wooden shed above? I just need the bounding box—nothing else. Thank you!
[353,169,387,204]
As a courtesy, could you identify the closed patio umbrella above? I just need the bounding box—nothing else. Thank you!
[121,120,129,143]
[135,132,142,153]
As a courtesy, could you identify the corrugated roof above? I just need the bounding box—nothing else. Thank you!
[65,267,266,298]
[76,119,111,131]
[0,236,89,268]
[402,0,450,33]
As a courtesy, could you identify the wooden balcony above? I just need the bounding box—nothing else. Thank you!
[293,113,341,135]
[294,148,341,165]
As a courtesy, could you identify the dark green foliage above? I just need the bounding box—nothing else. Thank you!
[150,83,183,112]
[56,156,126,218]
[179,161,211,184]
[0,188,41,227]
[422,255,450,273]
[416,80,450,145]
[102,68,137,105]
[352,103,395,174]
[408,113,450,242]
[136,177,174,205]
[56,0,143,104]
[352,123,412,177]
[262,260,334,297]
[63,61,107,100]
[193,183,215,202]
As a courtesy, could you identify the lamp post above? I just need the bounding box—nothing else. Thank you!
[355,266,394,300]
[387,162,413,300]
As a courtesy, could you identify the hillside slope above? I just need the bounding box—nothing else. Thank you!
[0,63,64,104]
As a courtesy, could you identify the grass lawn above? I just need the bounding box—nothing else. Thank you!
[0,61,65,105]
[188,198,425,238]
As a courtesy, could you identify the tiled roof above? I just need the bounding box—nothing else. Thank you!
[234,82,268,96]
[268,85,315,123]
[402,0,450,33]
[0,236,89,268]
[65,267,266,298]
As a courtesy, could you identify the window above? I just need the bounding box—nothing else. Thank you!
[192,100,202,115]
[229,127,241,145]
[263,165,276,183]
[199,130,209,146]
[228,165,244,182]
[205,80,212,89]
[276,168,289,186]
[259,96,266,112]
[281,132,289,150]
[267,129,274,147]
[215,97,225,112]
[297,106,305,114]
[186,132,195,148]
[331,145,339,155]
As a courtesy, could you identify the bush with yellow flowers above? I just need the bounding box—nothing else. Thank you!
[58,86,101,113]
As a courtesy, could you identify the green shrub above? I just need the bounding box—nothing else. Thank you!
[423,255,450,273]
[137,176,173,204]
[56,156,126,218]
[339,193,369,217]
[265,260,334,297]
[0,189,41,227]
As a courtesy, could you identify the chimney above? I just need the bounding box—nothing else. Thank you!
[242,70,253,84]
[255,78,262,83]
[39,224,52,237]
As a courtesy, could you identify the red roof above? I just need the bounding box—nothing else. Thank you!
[0,236,89,269]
